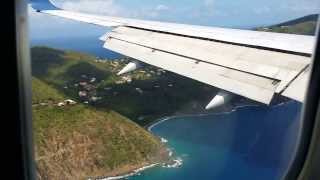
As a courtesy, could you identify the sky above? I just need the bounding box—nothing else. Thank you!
[29,0,320,40]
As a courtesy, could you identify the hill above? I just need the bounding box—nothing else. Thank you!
[31,47,223,126]
[31,46,225,179]
[32,68,168,178]
[256,14,318,35]
[274,14,318,27]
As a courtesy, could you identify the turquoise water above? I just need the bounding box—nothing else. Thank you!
[130,101,302,180]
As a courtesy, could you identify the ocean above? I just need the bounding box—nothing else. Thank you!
[30,36,122,59]
[130,101,302,180]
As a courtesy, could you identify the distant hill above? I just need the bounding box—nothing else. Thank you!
[31,48,169,179]
[273,14,318,27]
[256,14,318,35]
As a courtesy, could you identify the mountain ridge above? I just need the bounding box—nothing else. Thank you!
[256,14,318,35]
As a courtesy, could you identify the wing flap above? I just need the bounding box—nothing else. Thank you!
[282,66,311,102]
[105,27,310,93]
[104,37,279,104]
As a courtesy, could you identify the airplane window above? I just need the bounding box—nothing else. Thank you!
[28,0,319,179]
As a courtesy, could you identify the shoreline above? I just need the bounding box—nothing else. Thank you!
[147,100,292,131]
[91,163,159,180]
[146,103,261,132]
[93,100,292,180]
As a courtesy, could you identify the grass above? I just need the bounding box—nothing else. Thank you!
[32,77,65,104]
[31,46,218,178]
[32,64,167,179]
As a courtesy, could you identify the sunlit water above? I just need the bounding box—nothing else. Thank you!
[130,101,301,180]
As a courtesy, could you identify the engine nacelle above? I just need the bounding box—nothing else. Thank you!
[205,91,233,110]
[117,61,141,75]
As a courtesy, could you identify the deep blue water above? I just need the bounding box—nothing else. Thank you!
[31,36,122,59]
[130,101,302,180]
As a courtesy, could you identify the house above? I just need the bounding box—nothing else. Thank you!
[79,82,88,86]
[57,102,65,107]
[158,69,166,73]
[104,87,112,91]
[79,91,87,97]
[81,74,87,78]
[64,99,77,105]
[90,77,96,83]
[83,84,96,91]
[135,88,143,94]
[90,96,102,102]
[115,80,124,84]
[122,76,132,83]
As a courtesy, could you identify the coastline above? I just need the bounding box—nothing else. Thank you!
[146,100,291,131]
[146,102,261,132]
[92,100,292,180]
[90,163,159,180]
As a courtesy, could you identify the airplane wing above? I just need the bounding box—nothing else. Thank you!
[30,0,315,109]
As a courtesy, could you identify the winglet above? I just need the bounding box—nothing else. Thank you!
[29,0,60,11]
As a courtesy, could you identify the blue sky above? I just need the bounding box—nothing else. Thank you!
[29,0,320,40]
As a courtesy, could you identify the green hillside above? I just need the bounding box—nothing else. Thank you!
[31,46,219,179]
[31,47,218,126]
[32,77,65,104]
[32,63,168,179]
[256,14,318,35]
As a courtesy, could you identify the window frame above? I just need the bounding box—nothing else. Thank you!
[12,0,320,179]
[284,21,320,180]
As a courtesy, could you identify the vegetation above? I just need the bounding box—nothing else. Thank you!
[32,77,65,104]
[32,53,169,179]
[31,47,219,126]
[256,14,318,35]
[31,46,217,179]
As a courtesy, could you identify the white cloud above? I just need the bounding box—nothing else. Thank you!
[60,0,125,16]
[155,4,169,11]
[53,0,171,19]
